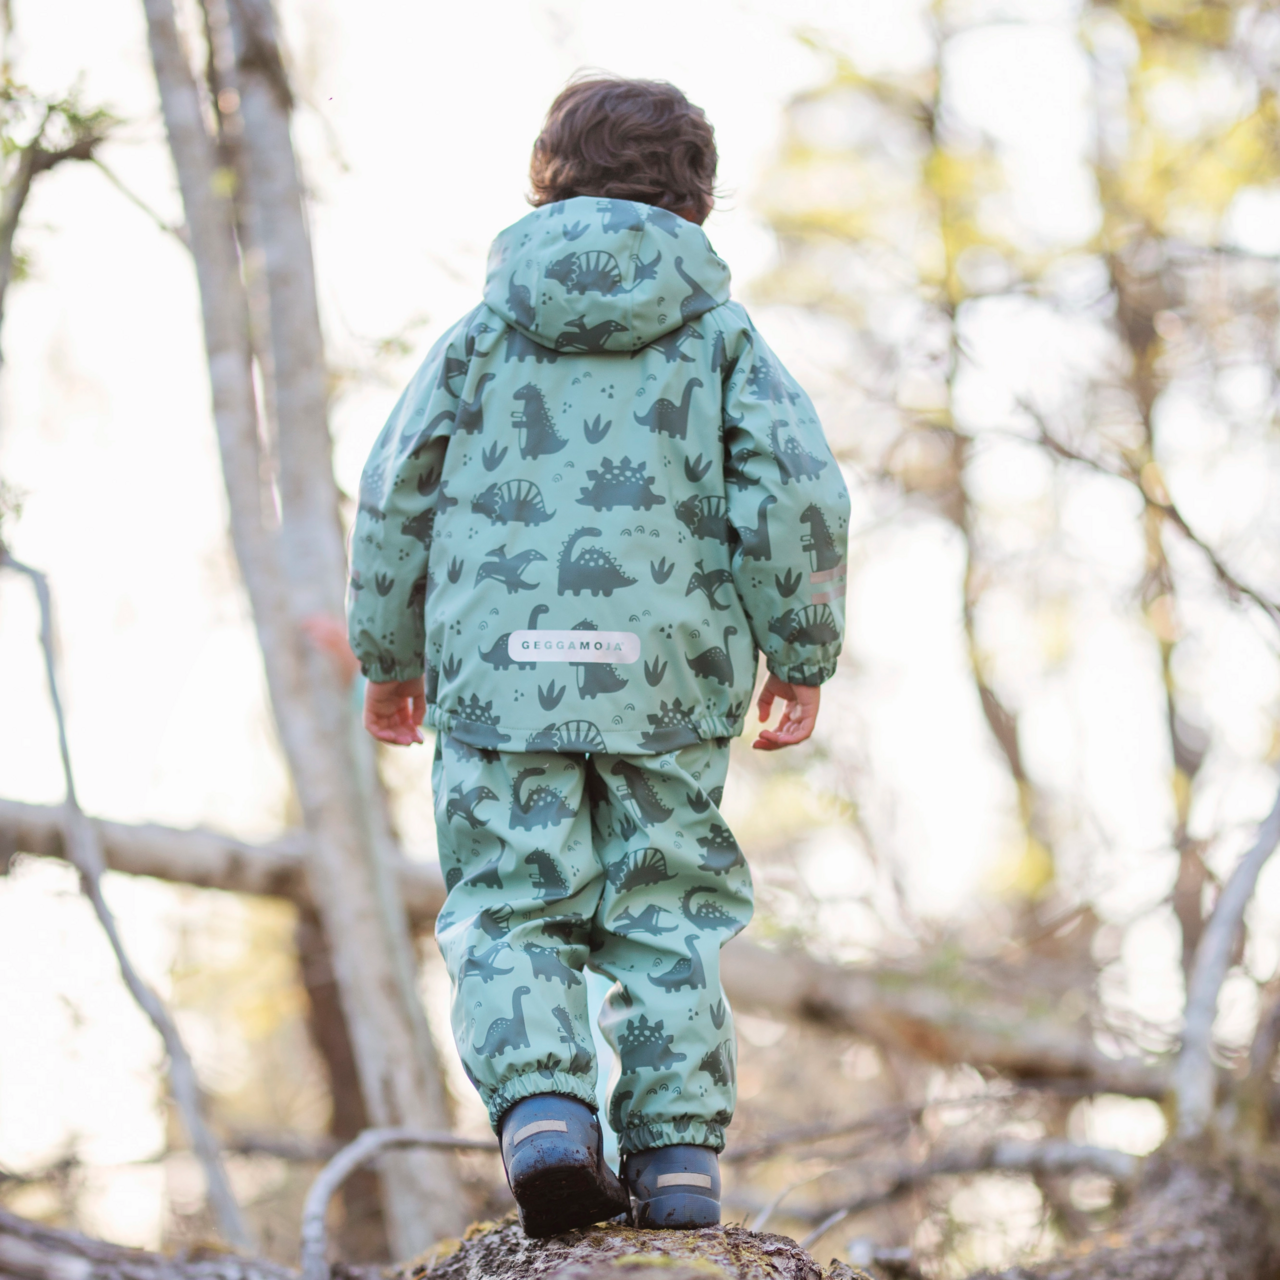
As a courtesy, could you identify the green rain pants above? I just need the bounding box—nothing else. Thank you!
[432,734,751,1155]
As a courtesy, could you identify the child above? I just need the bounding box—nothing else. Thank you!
[347,76,850,1237]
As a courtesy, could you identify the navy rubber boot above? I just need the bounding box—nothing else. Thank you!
[499,1095,630,1238]
[623,1145,720,1229]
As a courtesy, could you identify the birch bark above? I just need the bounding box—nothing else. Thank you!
[139,0,464,1250]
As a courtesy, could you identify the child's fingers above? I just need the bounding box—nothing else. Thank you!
[756,686,776,722]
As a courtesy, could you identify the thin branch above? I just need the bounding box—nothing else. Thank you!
[1013,405,1280,636]
[796,1139,1140,1249]
[723,1078,1120,1164]
[300,1128,498,1280]
[90,157,188,246]
[1174,776,1280,1140]
[0,549,253,1252]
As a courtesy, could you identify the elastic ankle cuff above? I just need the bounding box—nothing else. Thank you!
[487,1072,599,1131]
[618,1120,725,1155]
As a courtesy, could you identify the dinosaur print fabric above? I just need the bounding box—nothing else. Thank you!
[432,735,749,1154]
[348,196,852,753]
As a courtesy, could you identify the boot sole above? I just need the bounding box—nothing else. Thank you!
[514,1161,629,1238]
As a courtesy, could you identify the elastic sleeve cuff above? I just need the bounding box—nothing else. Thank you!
[766,658,838,687]
[357,659,425,683]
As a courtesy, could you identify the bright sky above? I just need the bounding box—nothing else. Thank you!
[3,0,1276,1250]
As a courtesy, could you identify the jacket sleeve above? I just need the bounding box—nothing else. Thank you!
[346,312,475,682]
[717,305,851,687]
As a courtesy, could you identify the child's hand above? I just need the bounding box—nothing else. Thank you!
[364,676,426,746]
[752,674,821,751]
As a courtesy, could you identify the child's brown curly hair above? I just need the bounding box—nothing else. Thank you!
[529,76,717,223]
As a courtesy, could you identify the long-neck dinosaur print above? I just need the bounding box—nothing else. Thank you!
[479,603,549,671]
[455,372,495,434]
[634,378,702,439]
[800,503,844,572]
[610,759,674,827]
[511,771,575,831]
[474,545,546,594]
[730,495,777,562]
[681,886,743,932]
[472,985,531,1058]
[558,527,637,597]
[770,419,828,484]
[686,626,738,686]
[511,385,568,459]
[647,934,707,992]
[464,843,505,890]
[506,273,536,328]
[674,256,717,323]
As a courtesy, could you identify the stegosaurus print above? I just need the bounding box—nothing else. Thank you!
[577,457,666,512]
[452,695,512,752]
[638,699,701,753]
[696,823,746,876]
[617,1015,687,1073]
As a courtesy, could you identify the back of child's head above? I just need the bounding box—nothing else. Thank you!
[530,76,717,224]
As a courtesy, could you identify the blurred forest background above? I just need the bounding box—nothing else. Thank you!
[5,1,1280,1278]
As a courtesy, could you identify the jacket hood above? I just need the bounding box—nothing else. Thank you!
[483,196,732,353]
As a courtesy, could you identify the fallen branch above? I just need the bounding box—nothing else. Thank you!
[2,795,1167,1097]
[796,1139,1140,1248]
[0,797,446,922]
[299,1129,498,1280]
[0,1206,292,1280]
[1174,777,1280,1140]
[1,551,252,1251]
[719,937,1166,1098]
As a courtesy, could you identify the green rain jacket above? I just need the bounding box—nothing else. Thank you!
[348,196,851,755]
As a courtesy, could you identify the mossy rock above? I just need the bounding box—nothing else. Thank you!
[396,1216,865,1280]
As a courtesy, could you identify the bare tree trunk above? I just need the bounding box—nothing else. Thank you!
[139,0,464,1250]
[295,907,388,1262]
